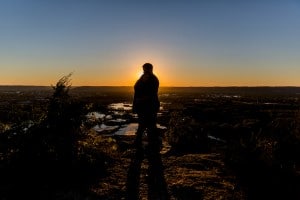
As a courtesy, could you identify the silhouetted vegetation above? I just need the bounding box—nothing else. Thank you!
[0,75,118,199]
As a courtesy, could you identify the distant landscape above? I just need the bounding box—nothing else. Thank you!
[1,84,300,199]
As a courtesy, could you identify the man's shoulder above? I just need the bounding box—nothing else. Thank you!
[136,74,159,85]
[151,74,159,82]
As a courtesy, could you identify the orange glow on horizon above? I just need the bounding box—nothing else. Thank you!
[1,61,300,87]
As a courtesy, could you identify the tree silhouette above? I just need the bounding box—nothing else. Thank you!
[47,73,84,167]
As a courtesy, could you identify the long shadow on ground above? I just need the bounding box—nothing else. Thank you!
[126,146,169,200]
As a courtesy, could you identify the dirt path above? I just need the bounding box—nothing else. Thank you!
[90,136,246,200]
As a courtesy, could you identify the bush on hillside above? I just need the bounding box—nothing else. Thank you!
[165,111,209,152]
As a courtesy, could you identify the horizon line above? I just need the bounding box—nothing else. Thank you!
[1,85,300,88]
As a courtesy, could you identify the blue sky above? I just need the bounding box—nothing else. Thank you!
[0,0,299,86]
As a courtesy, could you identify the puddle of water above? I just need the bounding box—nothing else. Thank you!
[114,123,167,136]
[86,112,105,120]
[108,103,132,111]
[263,103,279,105]
[93,124,119,133]
[109,118,127,123]
[157,124,167,129]
[89,102,167,136]
[207,134,226,143]
[115,123,138,136]
[105,115,113,120]
[112,111,126,116]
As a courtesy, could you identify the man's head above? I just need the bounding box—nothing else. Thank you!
[142,63,153,74]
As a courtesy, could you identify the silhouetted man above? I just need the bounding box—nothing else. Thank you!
[133,63,160,152]
[128,64,169,199]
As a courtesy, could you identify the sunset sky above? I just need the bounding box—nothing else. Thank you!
[0,0,299,86]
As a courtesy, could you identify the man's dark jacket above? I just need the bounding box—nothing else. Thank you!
[133,72,160,114]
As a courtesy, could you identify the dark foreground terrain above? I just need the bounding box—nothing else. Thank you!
[0,85,300,199]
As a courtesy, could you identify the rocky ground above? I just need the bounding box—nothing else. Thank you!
[89,135,247,200]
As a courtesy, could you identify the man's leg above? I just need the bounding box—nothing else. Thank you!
[147,113,161,154]
[134,114,146,149]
